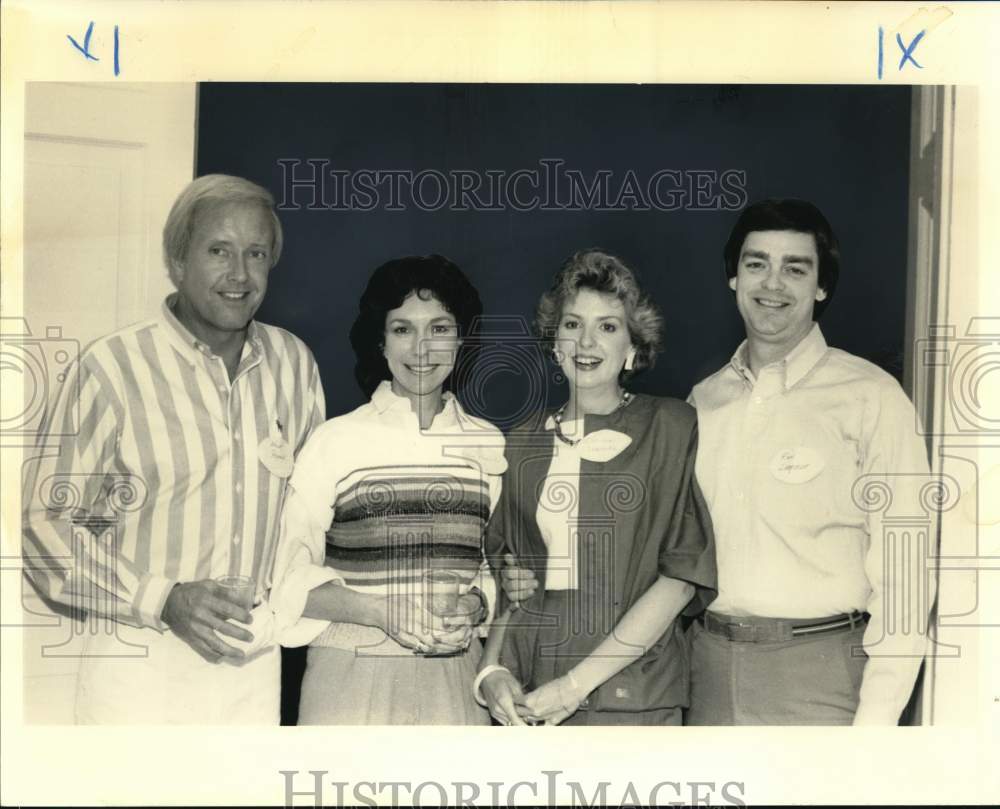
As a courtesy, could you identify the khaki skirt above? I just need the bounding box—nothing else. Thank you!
[297,636,490,725]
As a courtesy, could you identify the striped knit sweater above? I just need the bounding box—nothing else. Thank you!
[271,381,505,650]
[327,464,491,591]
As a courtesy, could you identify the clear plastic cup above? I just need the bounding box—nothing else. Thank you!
[422,569,460,617]
[216,575,255,610]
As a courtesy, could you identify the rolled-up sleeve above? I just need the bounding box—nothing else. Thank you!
[657,423,718,616]
[269,423,345,647]
[270,486,344,647]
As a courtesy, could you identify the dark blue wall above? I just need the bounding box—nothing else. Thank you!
[196,83,912,723]
[197,83,912,421]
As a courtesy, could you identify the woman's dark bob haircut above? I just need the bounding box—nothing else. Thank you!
[350,254,483,397]
[723,198,840,319]
[535,249,663,381]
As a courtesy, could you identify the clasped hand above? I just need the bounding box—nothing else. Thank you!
[500,553,539,606]
[520,674,587,725]
[480,669,585,726]
[380,593,482,655]
[161,579,254,663]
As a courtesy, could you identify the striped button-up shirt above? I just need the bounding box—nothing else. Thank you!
[690,324,936,724]
[22,295,326,631]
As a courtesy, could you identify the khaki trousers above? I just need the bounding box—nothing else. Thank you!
[685,620,867,726]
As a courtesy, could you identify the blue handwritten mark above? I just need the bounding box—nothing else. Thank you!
[877,26,884,80]
[876,26,927,79]
[66,21,99,62]
[114,25,120,76]
[897,30,925,71]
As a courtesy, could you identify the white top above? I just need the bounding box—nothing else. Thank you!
[536,418,584,590]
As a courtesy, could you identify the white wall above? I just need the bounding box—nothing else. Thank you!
[18,82,196,723]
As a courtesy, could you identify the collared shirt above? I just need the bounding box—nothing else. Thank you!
[22,294,326,631]
[270,380,505,649]
[690,324,936,724]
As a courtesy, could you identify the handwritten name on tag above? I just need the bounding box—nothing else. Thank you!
[768,446,825,484]
[578,430,632,463]
[258,434,294,478]
[543,417,632,463]
[449,445,508,476]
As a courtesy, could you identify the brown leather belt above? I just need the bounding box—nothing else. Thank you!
[699,610,870,643]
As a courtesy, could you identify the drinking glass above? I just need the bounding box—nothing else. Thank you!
[422,569,460,617]
[216,575,255,610]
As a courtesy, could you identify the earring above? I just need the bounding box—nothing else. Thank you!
[624,348,636,371]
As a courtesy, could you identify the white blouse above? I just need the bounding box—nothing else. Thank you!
[534,414,636,591]
[536,418,584,591]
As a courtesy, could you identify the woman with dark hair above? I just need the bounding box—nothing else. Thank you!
[475,249,717,726]
[270,255,504,724]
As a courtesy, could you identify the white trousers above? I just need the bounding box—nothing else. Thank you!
[74,620,280,725]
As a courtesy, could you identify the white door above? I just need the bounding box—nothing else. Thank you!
[907,86,996,728]
[17,81,196,723]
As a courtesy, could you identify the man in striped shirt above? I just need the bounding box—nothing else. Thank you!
[22,175,325,724]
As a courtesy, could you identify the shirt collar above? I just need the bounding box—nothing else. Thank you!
[729,323,828,390]
[160,293,262,366]
[729,341,751,383]
[370,379,460,428]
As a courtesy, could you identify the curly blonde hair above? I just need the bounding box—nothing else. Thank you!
[534,249,663,379]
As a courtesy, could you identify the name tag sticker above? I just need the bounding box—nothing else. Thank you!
[578,430,632,463]
[448,445,508,476]
[259,434,294,478]
[768,446,825,484]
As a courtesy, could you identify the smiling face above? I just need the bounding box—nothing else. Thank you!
[556,288,634,399]
[383,291,460,405]
[171,200,274,350]
[730,229,827,360]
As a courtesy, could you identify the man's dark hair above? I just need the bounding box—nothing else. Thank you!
[349,254,483,397]
[723,198,840,318]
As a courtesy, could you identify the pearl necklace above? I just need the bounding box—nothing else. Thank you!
[552,390,634,447]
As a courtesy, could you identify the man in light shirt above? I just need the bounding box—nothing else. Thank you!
[22,175,325,723]
[686,198,936,725]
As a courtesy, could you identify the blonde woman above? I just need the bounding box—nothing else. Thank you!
[477,249,717,726]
